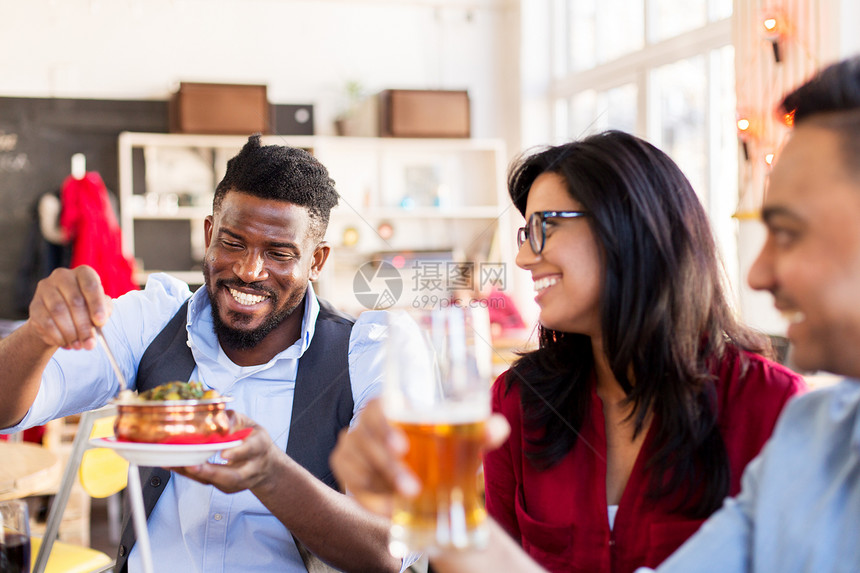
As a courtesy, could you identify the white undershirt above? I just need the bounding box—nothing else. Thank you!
[608,505,619,531]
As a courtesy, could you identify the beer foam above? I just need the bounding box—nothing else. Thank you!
[386,401,490,425]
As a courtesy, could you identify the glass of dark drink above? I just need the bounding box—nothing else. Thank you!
[0,500,31,573]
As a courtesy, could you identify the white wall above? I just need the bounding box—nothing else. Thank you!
[1,0,536,316]
[821,0,860,64]
[0,0,517,142]
[839,0,860,57]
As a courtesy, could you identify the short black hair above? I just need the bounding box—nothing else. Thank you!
[781,56,860,175]
[213,134,339,239]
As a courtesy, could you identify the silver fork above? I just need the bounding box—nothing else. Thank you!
[95,326,128,394]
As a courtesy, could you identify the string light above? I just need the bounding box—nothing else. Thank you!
[763,18,778,34]
[737,115,754,161]
[761,11,785,63]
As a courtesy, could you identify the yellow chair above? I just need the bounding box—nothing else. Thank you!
[32,406,128,573]
[30,537,113,573]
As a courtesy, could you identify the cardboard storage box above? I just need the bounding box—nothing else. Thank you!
[169,82,269,135]
[379,89,470,138]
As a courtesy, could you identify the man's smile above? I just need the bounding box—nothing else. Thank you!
[228,287,270,306]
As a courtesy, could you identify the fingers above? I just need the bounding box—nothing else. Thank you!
[331,398,420,504]
[175,423,276,494]
[218,414,266,463]
[219,434,265,465]
[223,409,253,433]
[28,266,109,350]
[332,400,397,494]
[75,266,110,326]
[174,462,250,494]
[332,426,395,495]
[484,414,511,451]
[172,451,257,493]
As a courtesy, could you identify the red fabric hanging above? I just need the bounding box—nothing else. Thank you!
[0,426,45,443]
[60,172,138,297]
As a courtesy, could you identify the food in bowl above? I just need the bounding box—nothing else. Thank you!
[137,380,219,401]
[114,381,234,444]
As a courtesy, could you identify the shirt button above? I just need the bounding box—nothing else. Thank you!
[213,513,223,521]
[149,476,162,488]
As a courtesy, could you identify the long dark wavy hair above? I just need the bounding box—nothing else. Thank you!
[507,130,770,518]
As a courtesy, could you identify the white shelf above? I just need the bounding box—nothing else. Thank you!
[118,132,504,153]
[118,132,513,311]
[331,206,504,220]
[130,207,211,220]
[134,270,204,286]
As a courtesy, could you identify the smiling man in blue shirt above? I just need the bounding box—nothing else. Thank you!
[0,135,402,573]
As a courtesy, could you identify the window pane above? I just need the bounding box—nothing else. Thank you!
[595,0,643,63]
[603,84,638,134]
[649,0,707,42]
[713,45,737,218]
[554,0,570,78]
[569,89,598,138]
[650,56,707,200]
[554,97,570,144]
[709,0,733,21]
[567,0,597,71]
[568,83,637,139]
[710,45,739,291]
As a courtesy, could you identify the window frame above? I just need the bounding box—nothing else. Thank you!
[547,0,738,294]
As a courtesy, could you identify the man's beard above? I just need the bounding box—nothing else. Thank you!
[204,264,303,351]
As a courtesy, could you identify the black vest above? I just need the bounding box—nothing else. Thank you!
[115,297,355,573]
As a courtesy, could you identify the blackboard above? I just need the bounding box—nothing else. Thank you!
[0,97,315,320]
[0,97,169,319]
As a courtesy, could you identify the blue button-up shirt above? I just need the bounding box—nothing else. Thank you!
[8,273,391,573]
[638,379,860,573]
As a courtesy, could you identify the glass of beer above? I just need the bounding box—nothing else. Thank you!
[383,305,492,557]
[0,500,31,573]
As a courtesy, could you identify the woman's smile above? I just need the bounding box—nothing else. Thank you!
[532,274,562,304]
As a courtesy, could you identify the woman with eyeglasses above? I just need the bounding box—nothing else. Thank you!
[482,130,804,572]
[331,130,805,573]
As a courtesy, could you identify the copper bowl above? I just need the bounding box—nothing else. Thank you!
[113,397,233,443]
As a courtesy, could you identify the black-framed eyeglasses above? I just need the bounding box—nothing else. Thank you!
[516,210,589,255]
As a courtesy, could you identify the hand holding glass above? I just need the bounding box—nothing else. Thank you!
[383,306,491,557]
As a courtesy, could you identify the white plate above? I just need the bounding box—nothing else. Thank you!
[90,437,243,467]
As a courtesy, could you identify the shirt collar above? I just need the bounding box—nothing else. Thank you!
[299,285,319,355]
